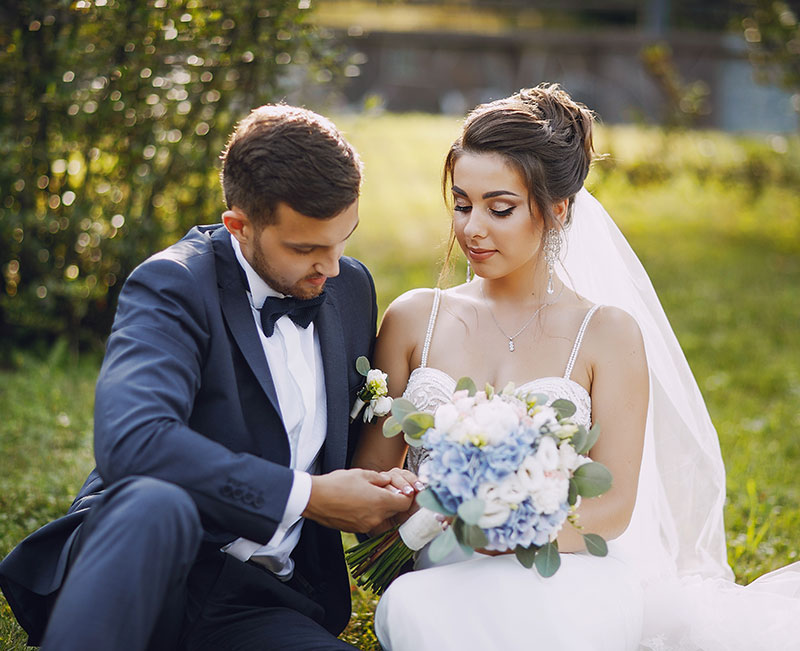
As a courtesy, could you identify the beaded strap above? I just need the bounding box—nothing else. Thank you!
[564,304,601,380]
[420,288,442,369]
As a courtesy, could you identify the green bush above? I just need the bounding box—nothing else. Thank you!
[0,0,346,355]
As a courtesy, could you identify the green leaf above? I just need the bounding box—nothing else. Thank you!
[529,393,550,406]
[382,416,402,438]
[583,533,608,557]
[567,478,578,506]
[551,398,576,419]
[534,541,561,577]
[390,397,417,424]
[573,462,613,497]
[484,382,495,399]
[457,498,485,526]
[355,356,371,376]
[463,523,489,548]
[570,426,588,454]
[428,526,457,563]
[455,376,477,396]
[401,412,435,437]
[415,488,455,516]
[580,423,602,455]
[515,544,538,569]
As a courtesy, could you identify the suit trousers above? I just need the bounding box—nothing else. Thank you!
[39,476,354,651]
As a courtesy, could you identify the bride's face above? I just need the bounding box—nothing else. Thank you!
[451,151,543,280]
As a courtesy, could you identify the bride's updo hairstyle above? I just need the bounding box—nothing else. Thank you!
[442,83,595,270]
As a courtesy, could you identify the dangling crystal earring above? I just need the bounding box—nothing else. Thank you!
[544,228,561,295]
[465,260,473,283]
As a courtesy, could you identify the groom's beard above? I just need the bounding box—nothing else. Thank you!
[249,240,325,300]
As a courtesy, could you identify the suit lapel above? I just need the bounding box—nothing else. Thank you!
[211,228,284,425]
[316,293,348,473]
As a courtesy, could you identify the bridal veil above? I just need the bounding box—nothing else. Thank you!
[565,188,800,650]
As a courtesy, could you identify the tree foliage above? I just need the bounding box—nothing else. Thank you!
[0,0,344,354]
[742,0,800,118]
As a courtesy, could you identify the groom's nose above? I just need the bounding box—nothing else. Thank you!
[314,247,341,278]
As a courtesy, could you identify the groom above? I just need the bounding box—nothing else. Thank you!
[0,105,413,649]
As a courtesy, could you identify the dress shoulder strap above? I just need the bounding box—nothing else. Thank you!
[420,288,442,369]
[564,304,602,380]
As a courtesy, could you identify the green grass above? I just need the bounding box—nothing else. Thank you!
[2,116,799,649]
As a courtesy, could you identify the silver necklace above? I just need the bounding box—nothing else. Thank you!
[479,282,561,352]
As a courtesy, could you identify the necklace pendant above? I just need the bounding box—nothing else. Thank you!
[508,340,515,352]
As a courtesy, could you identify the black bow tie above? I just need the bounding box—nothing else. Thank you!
[259,293,326,337]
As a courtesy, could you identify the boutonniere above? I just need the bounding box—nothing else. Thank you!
[350,356,393,423]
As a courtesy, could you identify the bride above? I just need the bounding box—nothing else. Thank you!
[353,84,800,650]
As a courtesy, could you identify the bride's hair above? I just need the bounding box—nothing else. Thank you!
[440,83,596,282]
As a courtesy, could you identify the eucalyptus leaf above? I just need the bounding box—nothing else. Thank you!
[573,461,613,497]
[401,412,435,437]
[534,541,561,577]
[567,478,578,506]
[415,488,455,516]
[570,426,588,454]
[455,376,477,396]
[462,523,489,549]
[583,533,609,557]
[457,498,485,526]
[382,416,402,438]
[355,356,371,377]
[529,393,550,406]
[580,423,602,454]
[551,398,577,419]
[428,526,457,564]
[390,397,418,424]
[515,545,537,569]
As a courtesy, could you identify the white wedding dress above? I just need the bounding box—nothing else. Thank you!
[375,190,800,651]
[375,296,644,650]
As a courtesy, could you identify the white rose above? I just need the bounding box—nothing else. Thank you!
[535,436,560,471]
[558,441,580,472]
[366,369,388,395]
[532,473,569,514]
[434,403,459,432]
[531,406,558,431]
[476,483,512,528]
[371,395,393,417]
[497,474,527,505]
[517,455,545,492]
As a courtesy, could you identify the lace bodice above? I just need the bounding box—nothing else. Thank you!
[404,289,599,473]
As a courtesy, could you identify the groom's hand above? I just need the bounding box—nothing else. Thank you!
[303,469,414,533]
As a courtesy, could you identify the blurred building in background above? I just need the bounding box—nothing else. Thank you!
[314,0,799,131]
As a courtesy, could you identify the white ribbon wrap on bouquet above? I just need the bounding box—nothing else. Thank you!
[398,508,443,551]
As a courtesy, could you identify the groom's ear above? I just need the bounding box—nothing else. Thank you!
[223,208,254,245]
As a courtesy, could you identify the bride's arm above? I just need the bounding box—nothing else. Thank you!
[553,306,648,553]
[352,289,434,477]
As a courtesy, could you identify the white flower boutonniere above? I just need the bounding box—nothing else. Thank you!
[350,356,393,423]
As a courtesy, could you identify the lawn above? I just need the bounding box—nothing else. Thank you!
[2,115,799,649]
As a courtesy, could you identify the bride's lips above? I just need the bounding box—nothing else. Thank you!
[467,247,496,262]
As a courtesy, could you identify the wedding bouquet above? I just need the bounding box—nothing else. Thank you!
[346,378,612,594]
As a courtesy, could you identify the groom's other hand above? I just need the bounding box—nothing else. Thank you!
[304,469,414,533]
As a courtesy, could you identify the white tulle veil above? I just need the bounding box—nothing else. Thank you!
[564,188,800,650]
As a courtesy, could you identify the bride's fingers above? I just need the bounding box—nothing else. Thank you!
[385,467,423,495]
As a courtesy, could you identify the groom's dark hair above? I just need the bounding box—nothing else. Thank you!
[220,104,362,226]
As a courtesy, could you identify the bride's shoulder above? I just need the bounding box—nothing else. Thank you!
[585,305,645,360]
[379,288,439,337]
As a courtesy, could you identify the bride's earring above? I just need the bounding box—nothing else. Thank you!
[544,228,561,295]
[465,260,473,283]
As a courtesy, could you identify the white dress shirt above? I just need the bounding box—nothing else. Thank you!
[222,235,327,579]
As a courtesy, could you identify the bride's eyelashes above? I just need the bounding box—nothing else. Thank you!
[453,203,515,218]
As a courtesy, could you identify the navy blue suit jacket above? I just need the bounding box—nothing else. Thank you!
[0,224,377,642]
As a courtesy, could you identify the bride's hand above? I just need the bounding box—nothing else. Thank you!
[367,467,425,536]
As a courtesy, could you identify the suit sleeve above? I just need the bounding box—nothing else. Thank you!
[93,254,294,545]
